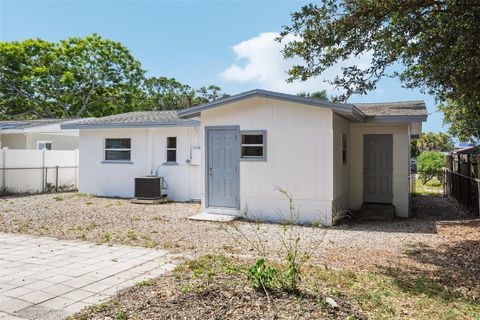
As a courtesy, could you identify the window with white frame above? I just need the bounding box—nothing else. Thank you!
[104,138,131,161]
[341,133,347,165]
[37,141,53,150]
[166,137,177,163]
[241,131,266,161]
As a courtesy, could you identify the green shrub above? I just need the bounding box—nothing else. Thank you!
[247,257,278,291]
[417,151,445,184]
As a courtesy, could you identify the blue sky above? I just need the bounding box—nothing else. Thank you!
[0,0,446,132]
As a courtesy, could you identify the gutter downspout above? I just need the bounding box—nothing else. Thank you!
[147,128,155,175]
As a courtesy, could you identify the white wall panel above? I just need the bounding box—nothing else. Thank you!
[78,127,201,201]
[200,97,334,225]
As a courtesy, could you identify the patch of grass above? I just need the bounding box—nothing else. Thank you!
[415,178,443,195]
[53,195,64,201]
[311,267,479,320]
[126,230,137,240]
[114,311,127,320]
[135,280,153,287]
[74,192,92,198]
[102,232,112,243]
[161,240,180,249]
[310,220,321,228]
[175,256,479,320]
[143,240,158,248]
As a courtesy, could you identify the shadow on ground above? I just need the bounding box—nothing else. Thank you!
[334,195,473,234]
[382,238,480,302]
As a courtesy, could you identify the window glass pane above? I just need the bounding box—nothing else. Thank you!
[167,150,177,162]
[45,143,52,150]
[106,139,130,149]
[242,134,263,145]
[242,146,263,157]
[167,137,177,149]
[105,150,131,161]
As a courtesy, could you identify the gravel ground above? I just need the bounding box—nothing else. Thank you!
[0,193,477,270]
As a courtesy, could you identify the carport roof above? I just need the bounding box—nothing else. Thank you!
[61,111,200,129]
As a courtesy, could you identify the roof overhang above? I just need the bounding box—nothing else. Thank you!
[365,115,428,123]
[61,120,200,130]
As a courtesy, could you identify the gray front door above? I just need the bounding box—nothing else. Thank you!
[207,128,239,208]
[363,134,393,204]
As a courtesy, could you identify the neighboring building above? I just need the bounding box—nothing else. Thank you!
[64,89,427,225]
[0,119,81,150]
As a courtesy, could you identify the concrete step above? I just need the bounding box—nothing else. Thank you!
[357,203,395,220]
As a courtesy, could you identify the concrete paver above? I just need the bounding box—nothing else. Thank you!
[0,233,174,319]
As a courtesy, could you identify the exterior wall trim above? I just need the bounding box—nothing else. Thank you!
[240,130,267,162]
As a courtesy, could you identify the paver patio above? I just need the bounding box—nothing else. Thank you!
[0,233,175,320]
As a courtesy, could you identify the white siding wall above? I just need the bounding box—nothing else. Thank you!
[349,123,410,217]
[78,127,201,201]
[26,134,79,150]
[0,134,27,149]
[0,133,78,150]
[332,114,350,210]
[200,97,334,225]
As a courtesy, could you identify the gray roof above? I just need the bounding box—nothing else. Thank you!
[177,89,427,123]
[354,101,428,117]
[61,111,200,129]
[0,119,66,131]
[177,89,364,122]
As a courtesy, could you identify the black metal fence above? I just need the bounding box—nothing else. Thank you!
[0,166,78,196]
[445,169,480,216]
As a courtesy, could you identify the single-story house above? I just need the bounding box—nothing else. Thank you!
[0,119,81,150]
[63,89,427,225]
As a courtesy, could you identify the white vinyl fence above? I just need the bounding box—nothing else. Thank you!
[0,148,79,195]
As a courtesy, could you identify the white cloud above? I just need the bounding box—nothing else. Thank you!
[220,32,373,96]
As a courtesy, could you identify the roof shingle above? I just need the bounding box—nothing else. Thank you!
[61,111,199,129]
[354,101,428,117]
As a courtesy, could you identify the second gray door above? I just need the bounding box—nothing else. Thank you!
[363,134,393,204]
[207,128,239,208]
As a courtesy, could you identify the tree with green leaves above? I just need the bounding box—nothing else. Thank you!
[0,34,145,118]
[411,132,454,158]
[279,1,480,142]
[297,90,328,101]
[0,34,228,118]
[140,77,194,111]
[417,151,445,184]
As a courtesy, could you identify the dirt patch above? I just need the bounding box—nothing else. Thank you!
[71,255,479,320]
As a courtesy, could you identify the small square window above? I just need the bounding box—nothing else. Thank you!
[166,137,177,163]
[37,141,53,150]
[241,131,266,161]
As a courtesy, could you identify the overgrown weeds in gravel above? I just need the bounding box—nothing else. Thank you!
[69,254,480,320]
[220,187,323,295]
[53,195,64,201]
[135,280,152,287]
